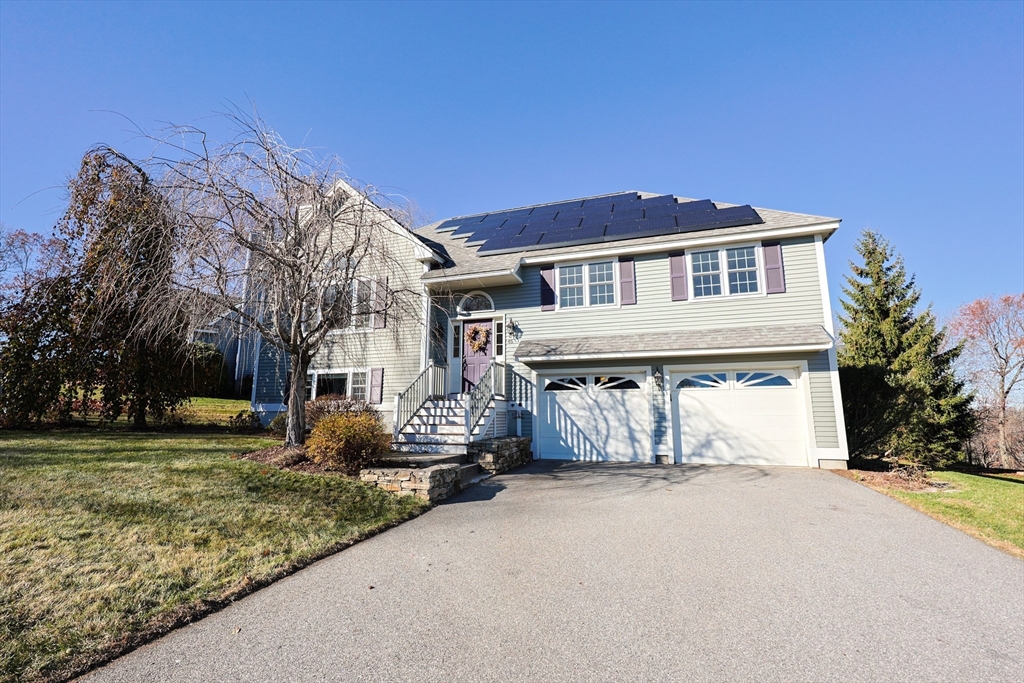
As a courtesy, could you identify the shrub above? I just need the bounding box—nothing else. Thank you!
[227,409,262,433]
[306,412,392,475]
[268,414,287,437]
[305,394,377,428]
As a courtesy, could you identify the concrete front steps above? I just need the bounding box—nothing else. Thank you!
[393,397,494,458]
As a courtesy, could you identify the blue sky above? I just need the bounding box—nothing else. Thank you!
[1,1,1021,317]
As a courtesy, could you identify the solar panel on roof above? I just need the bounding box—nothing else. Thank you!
[582,192,637,206]
[447,192,763,255]
[604,220,644,237]
[580,212,612,227]
[640,194,678,207]
[640,215,678,232]
[674,199,717,214]
[486,232,544,250]
[609,208,644,222]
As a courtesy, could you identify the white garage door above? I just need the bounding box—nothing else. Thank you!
[539,373,650,461]
[673,368,809,466]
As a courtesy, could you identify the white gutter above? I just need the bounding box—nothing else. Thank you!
[519,222,840,266]
[423,267,524,289]
[515,342,834,363]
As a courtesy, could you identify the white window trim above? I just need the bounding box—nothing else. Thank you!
[684,242,766,302]
[455,291,495,318]
[554,258,621,311]
[308,367,370,400]
[325,279,379,335]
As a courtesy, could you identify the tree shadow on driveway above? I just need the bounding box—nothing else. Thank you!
[443,459,777,505]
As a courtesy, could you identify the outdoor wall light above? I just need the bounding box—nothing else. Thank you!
[653,369,664,389]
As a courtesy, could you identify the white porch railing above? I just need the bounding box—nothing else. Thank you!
[466,360,504,439]
[393,361,448,438]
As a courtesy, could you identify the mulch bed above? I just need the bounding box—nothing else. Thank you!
[834,469,955,493]
[235,445,337,474]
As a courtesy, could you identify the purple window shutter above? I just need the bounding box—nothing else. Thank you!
[763,242,786,294]
[540,265,555,311]
[619,258,636,305]
[368,368,384,404]
[373,277,388,329]
[669,253,688,301]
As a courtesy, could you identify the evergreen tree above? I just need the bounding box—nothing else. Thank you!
[838,229,974,466]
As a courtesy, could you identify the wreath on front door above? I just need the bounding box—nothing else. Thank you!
[464,324,491,354]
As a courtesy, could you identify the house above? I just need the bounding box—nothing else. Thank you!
[252,190,849,469]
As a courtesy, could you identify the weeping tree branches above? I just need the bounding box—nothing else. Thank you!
[0,148,192,428]
[152,111,422,445]
[2,112,422,439]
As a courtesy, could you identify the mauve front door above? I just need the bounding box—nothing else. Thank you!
[461,320,493,392]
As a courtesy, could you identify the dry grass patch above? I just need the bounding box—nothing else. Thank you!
[0,431,427,682]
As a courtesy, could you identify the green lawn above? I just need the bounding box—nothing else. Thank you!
[0,431,427,682]
[858,470,1024,559]
[184,397,253,425]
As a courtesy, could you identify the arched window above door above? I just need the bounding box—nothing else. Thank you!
[458,291,494,316]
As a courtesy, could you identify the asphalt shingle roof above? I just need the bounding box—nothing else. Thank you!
[513,324,833,360]
[416,192,838,283]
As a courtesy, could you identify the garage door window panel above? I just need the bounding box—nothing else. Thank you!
[545,377,587,391]
[676,373,728,389]
[736,371,793,388]
[595,375,641,390]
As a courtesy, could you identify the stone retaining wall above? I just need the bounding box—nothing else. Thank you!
[468,437,532,475]
[359,464,459,503]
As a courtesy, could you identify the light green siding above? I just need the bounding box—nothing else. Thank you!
[252,227,428,425]
[433,236,840,449]
[309,231,427,422]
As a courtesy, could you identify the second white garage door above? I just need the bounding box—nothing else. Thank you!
[673,368,810,466]
[538,373,650,461]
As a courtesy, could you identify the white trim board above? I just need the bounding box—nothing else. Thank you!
[516,342,833,364]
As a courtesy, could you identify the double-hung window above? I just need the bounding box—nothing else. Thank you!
[558,265,585,307]
[557,260,616,308]
[588,262,615,305]
[352,280,373,328]
[327,280,374,331]
[726,246,758,294]
[691,250,722,297]
[689,245,761,298]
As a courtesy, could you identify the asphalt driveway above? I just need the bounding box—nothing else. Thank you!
[83,462,1024,682]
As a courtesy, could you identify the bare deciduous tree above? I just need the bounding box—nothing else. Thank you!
[154,111,422,445]
[1,225,72,310]
[950,294,1024,467]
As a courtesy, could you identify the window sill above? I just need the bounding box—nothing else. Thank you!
[553,302,621,312]
[685,290,766,303]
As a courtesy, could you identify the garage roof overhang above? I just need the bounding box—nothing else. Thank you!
[514,324,834,363]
